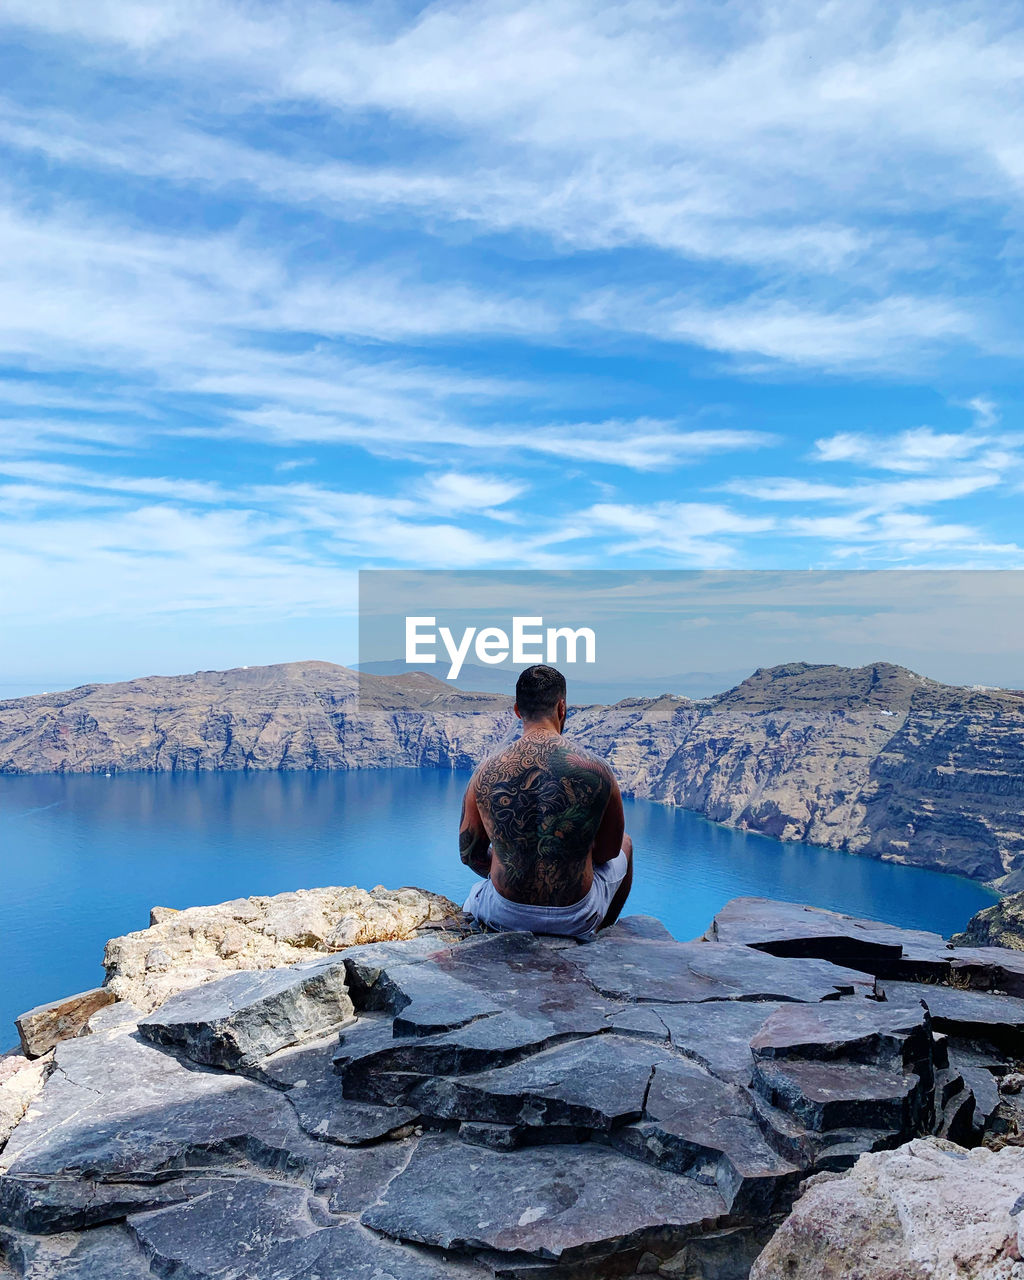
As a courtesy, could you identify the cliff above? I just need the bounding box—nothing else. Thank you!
[2,659,1023,888]
[0,661,513,773]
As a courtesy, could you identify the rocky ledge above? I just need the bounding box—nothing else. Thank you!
[4,896,1024,1279]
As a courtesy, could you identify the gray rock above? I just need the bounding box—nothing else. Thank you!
[614,1061,802,1214]
[881,980,1024,1049]
[946,946,1024,999]
[708,897,1024,995]
[138,957,354,1068]
[598,915,676,943]
[128,1178,326,1276]
[749,997,932,1068]
[362,1135,728,1263]
[705,896,928,962]
[567,937,875,1004]
[7,901,1022,1280]
[753,1059,924,1133]
[413,1035,675,1132]
[660,1225,779,1280]
[257,1034,419,1144]
[0,1028,321,1233]
[15,989,116,1058]
[134,1198,480,1280]
[655,1001,786,1084]
[959,1065,1002,1133]
[936,1082,977,1145]
[0,1223,153,1278]
[316,1138,421,1213]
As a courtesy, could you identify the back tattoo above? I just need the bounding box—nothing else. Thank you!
[473,735,613,904]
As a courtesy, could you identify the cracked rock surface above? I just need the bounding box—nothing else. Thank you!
[4,901,1024,1278]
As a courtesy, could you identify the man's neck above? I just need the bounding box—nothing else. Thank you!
[520,716,563,739]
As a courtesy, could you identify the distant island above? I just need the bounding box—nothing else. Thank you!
[1,659,1023,891]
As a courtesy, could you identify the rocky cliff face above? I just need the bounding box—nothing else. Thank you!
[2,658,1023,888]
[574,662,1024,889]
[0,661,514,774]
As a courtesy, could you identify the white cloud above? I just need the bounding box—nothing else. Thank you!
[576,501,776,564]
[3,0,1021,370]
[415,471,526,513]
[788,510,1021,562]
[598,295,980,371]
[727,474,1001,506]
[812,427,1000,473]
[966,396,999,430]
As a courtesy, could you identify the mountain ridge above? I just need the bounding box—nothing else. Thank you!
[1,659,1022,890]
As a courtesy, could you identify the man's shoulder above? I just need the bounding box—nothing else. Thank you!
[474,736,615,782]
[559,737,617,783]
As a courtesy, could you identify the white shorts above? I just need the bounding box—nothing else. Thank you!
[463,850,630,941]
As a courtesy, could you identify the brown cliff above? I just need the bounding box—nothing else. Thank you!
[2,659,1023,889]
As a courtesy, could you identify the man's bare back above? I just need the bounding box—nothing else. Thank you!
[461,732,623,905]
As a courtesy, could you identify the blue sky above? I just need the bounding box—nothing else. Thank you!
[1,0,1023,687]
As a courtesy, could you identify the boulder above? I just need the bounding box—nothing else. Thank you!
[750,1137,1024,1280]
[137,957,354,1069]
[14,988,115,1058]
[104,884,459,1012]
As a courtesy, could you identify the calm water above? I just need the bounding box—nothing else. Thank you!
[0,769,998,1041]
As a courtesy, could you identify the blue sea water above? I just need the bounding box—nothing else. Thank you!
[0,769,998,1042]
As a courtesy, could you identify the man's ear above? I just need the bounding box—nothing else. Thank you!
[557,697,567,727]
[513,702,523,721]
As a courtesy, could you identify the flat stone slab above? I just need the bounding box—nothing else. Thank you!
[881,981,1024,1048]
[362,1135,728,1262]
[946,946,1024,999]
[655,1001,787,1084]
[566,936,875,1004]
[15,988,116,1058]
[706,897,946,966]
[138,957,354,1069]
[414,1035,676,1132]
[708,897,1024,995]
[749,997,932,1067]
[615,1060,802,1215]
[258,1034,419,1144]
[0,1223,153,1279]
[131,1188,479,1279]
[599,915,677,943]
[0,1027,322,1233]
[753,1059,923,1133]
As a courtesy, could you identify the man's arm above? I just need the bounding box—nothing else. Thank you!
[591,773,625,866]
[459,776,492,878]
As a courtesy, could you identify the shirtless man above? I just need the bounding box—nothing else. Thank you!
[460,664,633,938]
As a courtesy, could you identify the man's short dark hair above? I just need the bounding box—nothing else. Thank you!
[515,665,566,720]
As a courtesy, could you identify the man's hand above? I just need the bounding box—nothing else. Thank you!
[459,777,492,878]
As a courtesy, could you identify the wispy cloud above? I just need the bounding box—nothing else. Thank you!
[1,0,1022,667]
